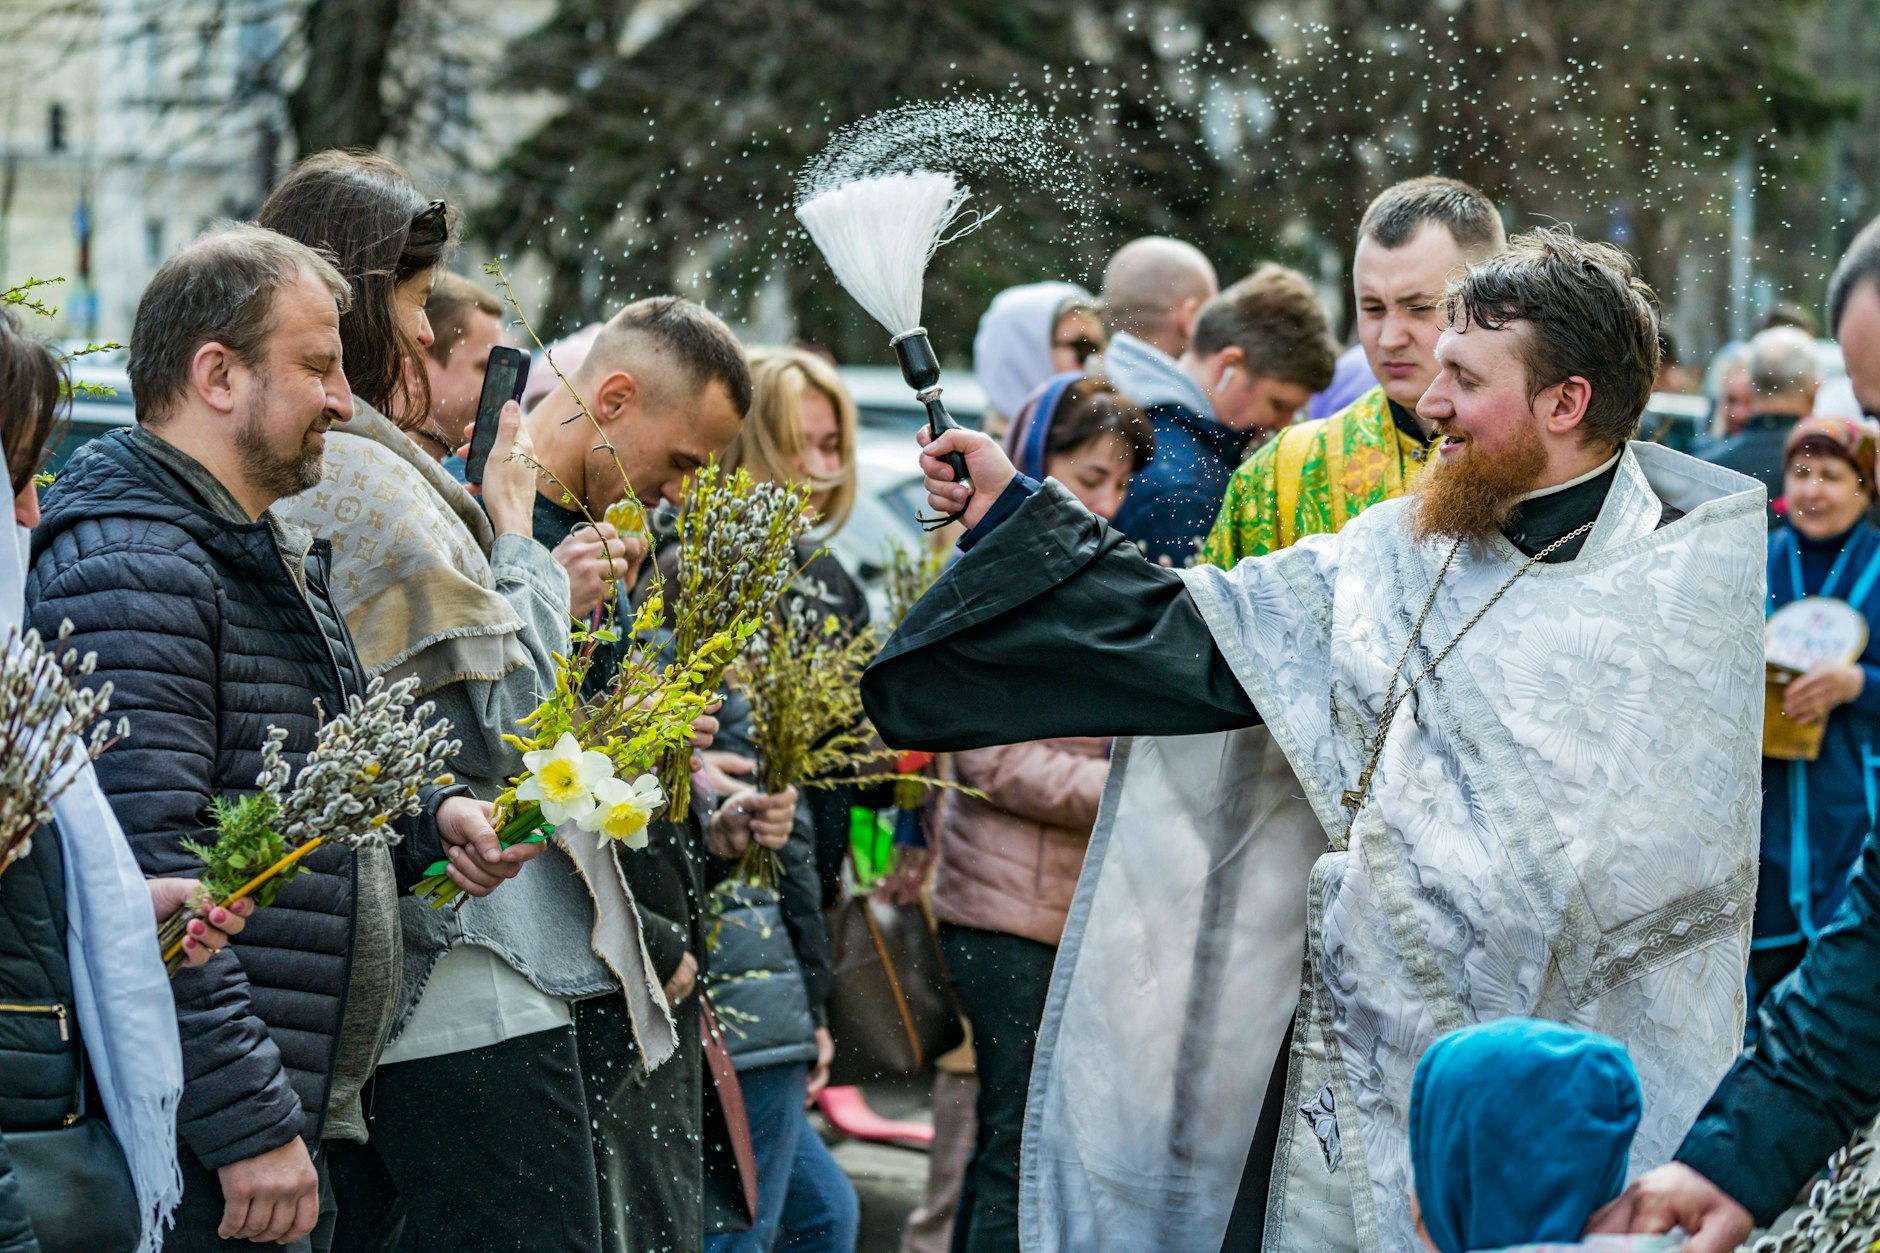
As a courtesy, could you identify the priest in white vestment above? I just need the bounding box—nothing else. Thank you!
[862,229,1765,1253]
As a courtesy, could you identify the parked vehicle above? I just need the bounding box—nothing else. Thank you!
[828,367,985,619]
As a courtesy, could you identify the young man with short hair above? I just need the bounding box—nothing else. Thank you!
[26,224,532,1250]
[524,294,755,1253]
[1205,175,1507,564]
[414,272,506,470]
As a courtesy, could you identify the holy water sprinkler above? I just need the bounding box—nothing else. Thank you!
[796,170,993,524]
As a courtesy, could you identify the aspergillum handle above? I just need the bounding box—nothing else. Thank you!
[891,329,971,528]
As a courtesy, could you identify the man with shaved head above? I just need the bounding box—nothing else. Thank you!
[1702,323,1822,527]
[523,295,752,1252]
[1101,236,1220,360]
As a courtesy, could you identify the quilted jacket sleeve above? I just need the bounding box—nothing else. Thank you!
[27,537,303,1170]
[1675,830,1880,1222]
[952,740,1110,834]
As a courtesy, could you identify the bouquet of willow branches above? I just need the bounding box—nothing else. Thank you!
[731,598,974,892]
[160,676,459,972]
[0,622,127,877]
[878,538,952,809]
[410,589,745,906]
[880,537,950,633]
[658,462,814,820]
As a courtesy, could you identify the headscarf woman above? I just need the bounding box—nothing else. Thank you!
[1753,415,1880,1007]
[972,282,1104,436]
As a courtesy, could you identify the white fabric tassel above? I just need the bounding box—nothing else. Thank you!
[796,170,983,336]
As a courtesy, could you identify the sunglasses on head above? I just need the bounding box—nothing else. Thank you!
[395,200,450,280]
[409,199,448,245]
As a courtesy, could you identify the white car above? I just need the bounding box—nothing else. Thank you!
[827,366,986,620]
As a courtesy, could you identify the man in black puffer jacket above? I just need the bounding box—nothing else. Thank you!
[26,224,538,1252]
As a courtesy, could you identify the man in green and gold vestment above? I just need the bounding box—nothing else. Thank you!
[1203,177,1507,563]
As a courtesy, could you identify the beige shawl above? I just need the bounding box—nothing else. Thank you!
[279,401,527,694]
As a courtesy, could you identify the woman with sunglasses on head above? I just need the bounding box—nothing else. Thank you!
[257,152,645,1253]
[0,307,250,1253]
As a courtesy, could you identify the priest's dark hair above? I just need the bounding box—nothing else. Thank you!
[1444,227,1660,453]
[1359,176,1506,257]
[1828,214,1880,338]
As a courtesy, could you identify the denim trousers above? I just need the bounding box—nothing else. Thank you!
[704,1062,858,1253]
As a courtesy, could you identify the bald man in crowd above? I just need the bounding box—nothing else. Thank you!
[1101,237,1251,559]
[1702,324,1822,527]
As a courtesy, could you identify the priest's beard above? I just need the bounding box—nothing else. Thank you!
[1410,422,1549,544]
[235,388,327,502]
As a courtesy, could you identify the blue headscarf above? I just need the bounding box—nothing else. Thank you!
[1001,370,1085,480]
[1410,1019,1642,1253]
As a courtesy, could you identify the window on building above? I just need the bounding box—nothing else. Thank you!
[48,102,66,152]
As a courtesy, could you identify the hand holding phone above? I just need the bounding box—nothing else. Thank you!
[464,346,531,484]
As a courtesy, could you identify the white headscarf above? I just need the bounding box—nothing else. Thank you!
[2,447,183,1252]
[972,282,1093,421]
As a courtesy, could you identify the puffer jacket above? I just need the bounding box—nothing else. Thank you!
[704,821,829,1072]
[25,430,447,1168]
[0,825,75,1136]
[931,738,1110,947]
[704,693,833,1072]
[0,825,74,1253]
[1676,825,1880,1223]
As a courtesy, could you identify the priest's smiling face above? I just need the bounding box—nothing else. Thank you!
[1409,319,1571,543]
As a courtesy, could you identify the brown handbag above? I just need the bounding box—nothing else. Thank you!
[824,892,965,1086]
[699,993,759,1229]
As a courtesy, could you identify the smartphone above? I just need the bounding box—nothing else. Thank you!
[464,346,531,484]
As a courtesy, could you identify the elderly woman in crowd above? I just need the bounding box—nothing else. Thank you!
[1754,415,1880,1009]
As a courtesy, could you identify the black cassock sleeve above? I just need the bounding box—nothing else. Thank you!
[862,478,1260,751]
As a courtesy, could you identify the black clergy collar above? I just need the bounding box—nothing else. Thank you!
[1387,398,1431,446]
[1502,452,1624,563]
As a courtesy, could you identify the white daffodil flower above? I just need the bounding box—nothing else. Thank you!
[578,773,666,850]
[516,732,614,827]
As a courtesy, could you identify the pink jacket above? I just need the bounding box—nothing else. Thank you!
[931,737,1111,947]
